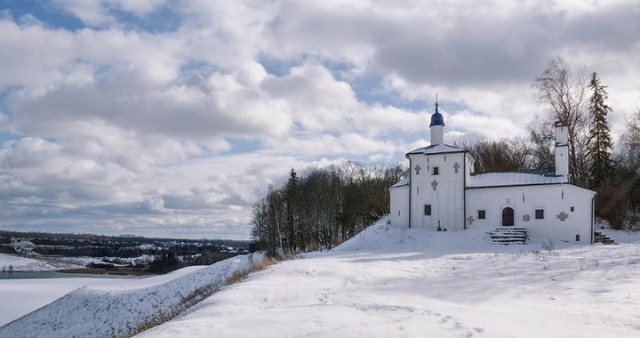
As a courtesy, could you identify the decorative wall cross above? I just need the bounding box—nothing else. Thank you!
[415,164,422,175]
[431,180,438,191]
[453,162,460,173]
[467,215,475,225]
[557,212,569,221]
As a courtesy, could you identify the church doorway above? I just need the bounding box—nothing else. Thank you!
[502,207,514,226]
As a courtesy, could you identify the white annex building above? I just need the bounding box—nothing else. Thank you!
[389,102,597,244]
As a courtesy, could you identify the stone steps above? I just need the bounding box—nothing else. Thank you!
[488,227,528,244]
[594,231,615,245]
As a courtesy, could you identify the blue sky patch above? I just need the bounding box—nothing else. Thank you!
[1,0,85,30]
[109,5,182,33]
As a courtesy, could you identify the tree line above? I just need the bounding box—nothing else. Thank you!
[250,163,403,256]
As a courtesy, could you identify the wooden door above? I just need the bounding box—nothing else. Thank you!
[502,207,514,226]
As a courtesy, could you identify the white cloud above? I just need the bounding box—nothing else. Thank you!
[262,63,357,131]
[448,111,525,141]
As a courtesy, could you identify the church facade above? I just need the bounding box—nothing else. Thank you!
[389,103,597,244]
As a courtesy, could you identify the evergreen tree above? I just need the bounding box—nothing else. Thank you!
[587,72,613,188]
[284,169,299,252]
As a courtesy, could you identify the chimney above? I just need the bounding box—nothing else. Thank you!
[554,121,569,178]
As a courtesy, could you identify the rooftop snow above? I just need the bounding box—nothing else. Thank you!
[467,172,567,188]
[390,177,409,188]
[407,144,465,156]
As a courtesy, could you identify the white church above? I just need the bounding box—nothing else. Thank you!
[389,102,597,244]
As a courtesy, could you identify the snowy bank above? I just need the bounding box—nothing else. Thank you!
[0,253,265,338]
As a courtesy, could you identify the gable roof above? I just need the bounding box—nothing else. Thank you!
[406,144,466,157]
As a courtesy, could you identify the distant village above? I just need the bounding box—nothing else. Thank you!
[0,230,249,274]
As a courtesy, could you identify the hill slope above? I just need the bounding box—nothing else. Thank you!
[140,218,640,337]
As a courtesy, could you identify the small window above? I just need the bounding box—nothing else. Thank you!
[478,210,486,219]
[570,206,575,212]
[535,209,544,219]
[432,167,439,175]
[424,204,432,216]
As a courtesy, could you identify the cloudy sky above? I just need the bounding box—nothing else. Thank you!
[0,0,638,239]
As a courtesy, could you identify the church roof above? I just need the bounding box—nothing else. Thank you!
[390,177,409,189]
[407,143,465,156]
[466,172,568,188]
[429,101,445,127]
[429,111,444,127]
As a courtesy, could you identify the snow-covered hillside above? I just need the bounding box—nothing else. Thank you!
[0,253,265,337]
[139,219,640,337]
[2,219,639,338]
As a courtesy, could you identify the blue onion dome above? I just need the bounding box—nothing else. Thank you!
[429,102,445,127]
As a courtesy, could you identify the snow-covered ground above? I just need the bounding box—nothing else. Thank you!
[139,219,640,338]
[0,252,154,272]
[2,219,639,337]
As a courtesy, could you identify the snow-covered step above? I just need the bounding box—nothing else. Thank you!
[594,231,615,245]
[488,228,528,244]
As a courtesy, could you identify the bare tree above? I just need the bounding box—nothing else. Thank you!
[527,117,556,170]
[618,109,640,174]
[533,56,589,185]
[465,138,531,173]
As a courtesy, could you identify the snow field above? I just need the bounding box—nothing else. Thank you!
[0,254,59,272]
[140,220,640,337]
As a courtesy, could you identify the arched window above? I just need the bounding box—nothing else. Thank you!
[502,207,514,226]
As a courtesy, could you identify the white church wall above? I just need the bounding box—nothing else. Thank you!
[465,184,595,244]
[389,184,409,227]
[409,152,466,230]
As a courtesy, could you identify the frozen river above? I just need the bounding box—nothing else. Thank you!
[0,273,143,326]
[0,271,139,279]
